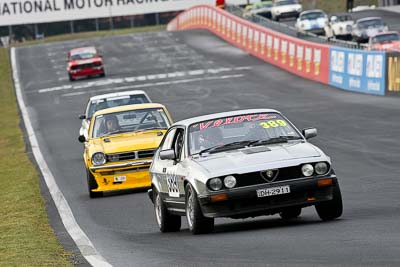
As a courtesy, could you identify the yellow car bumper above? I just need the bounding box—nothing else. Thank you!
[90,161,152,192]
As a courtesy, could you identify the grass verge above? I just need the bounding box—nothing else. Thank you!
[0,50,71,266]
[0,25,168,265]
[13,24,166,46]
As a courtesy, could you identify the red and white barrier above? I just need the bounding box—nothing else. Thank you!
[168,5,330,84]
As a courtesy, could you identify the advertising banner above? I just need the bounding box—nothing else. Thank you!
[0,0,215,26]
[386,52,400,95]
[329,47,386,95]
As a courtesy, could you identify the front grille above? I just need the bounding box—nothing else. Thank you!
[72,62,101,70]
[235,166,303,187]
[106,149,155,162]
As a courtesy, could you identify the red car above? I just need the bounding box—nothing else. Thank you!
[368,31,400,52]
[67,46,105,81]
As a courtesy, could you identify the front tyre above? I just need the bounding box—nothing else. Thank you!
[185,183,214,234]
[154,188,181,232]
[87,169,103,198]
[315,185,343,221]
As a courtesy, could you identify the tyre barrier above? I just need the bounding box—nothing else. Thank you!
[167,5,399,96]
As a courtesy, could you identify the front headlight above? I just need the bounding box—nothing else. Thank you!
[92,152,106,166]
[224,175,236,189]
[315,162,328,175]
[209,178,223,191]
[301,164,314,177]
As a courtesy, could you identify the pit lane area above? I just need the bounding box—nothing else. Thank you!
[14,29,400,266]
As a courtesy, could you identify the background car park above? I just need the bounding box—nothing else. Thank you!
[324,13,354,40]
[352,17,389,43]
[367,31,400,51]
[295,9,328,36]
[243,1,274,19]
[271,0,302,21]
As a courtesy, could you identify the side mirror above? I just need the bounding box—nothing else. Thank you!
[159,149,176,161]
[79,114,86,120]
[302,128,317,139]
[78,135,86,143]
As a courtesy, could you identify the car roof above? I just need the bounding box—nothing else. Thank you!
[93,103,166,117]
[173,109,280,127]
[301,9,325,15]
[330,13,352,17]
[356,17,382,23]
[371,31,399,37]
[89,90,150,101]
[70,46,97,55]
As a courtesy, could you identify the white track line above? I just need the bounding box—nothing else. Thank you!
[11,47,112,267]
[61,74,245,97]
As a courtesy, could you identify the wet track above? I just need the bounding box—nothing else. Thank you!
[15,20,400,266]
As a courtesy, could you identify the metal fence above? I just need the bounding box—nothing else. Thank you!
[225,5,368,50]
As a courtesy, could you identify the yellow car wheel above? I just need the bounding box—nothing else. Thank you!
[87,169,103,198]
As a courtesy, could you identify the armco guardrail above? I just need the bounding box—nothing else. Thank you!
[168,5,330,84]
[167,5,395,96]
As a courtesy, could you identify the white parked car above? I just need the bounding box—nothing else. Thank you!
[324,13,354,40]
[78,90,152,140]
[295,9,328,36]
[352,17,389,43]
[271,0,302,21]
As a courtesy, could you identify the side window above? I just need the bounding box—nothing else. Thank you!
[160,128,177,151]
[173,129,185,161]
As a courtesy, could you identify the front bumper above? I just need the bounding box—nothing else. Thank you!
[276,11,300,19]
[198,176,338,218]
[305,28,325,35]
[69,67,104,79]
[90,161,152,192]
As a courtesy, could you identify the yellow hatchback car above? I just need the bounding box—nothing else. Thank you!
[78,103,173,198]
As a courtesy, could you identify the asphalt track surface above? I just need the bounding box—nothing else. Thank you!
[15,24,400,267]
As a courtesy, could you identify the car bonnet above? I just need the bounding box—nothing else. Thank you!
[91,131,165,155]
[192,142,325,176]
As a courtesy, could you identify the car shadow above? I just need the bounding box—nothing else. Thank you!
[212,217,343,235]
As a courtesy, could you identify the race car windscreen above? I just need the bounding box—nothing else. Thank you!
[300,12,325,20]
[358,19,384,29]
[188,113,301,155]
[87,94,150,118]
[92,108,170,138]
[71,51,96,60]
[372,33,400,43]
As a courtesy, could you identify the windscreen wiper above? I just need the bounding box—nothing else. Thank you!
[198,140,257,155]
[133,127,166,133]
[249,136,302,147]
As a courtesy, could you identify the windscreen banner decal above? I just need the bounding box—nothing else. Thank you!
[191,114,279,131]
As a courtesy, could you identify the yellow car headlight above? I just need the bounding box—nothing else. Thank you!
[92,152,106,166]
